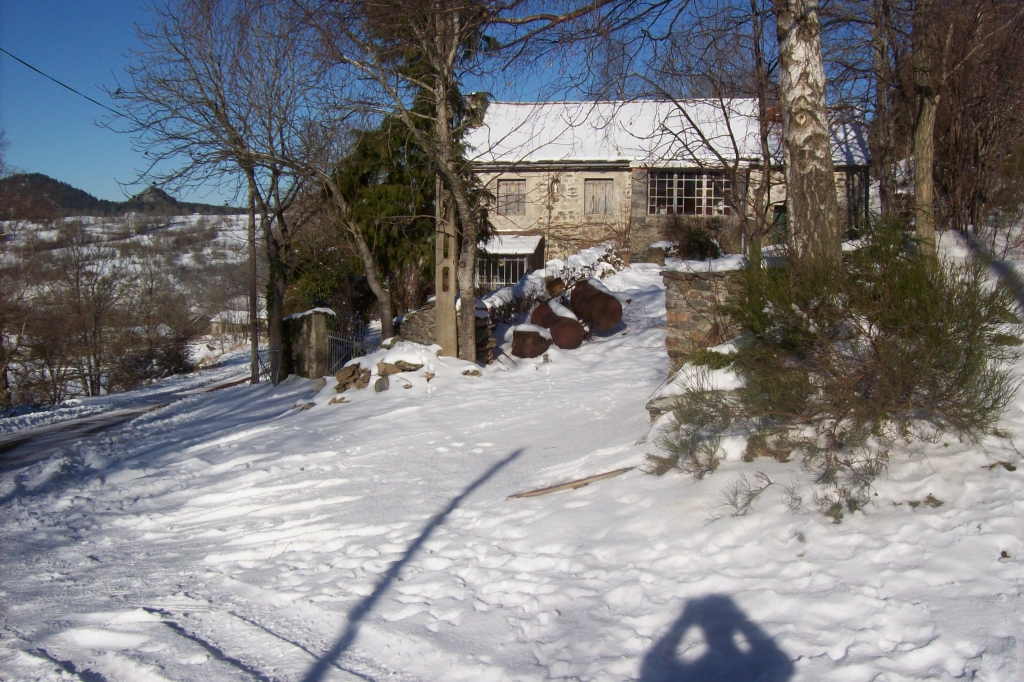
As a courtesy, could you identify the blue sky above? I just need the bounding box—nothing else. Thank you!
[0,1,234,203]
[0,2,575,204]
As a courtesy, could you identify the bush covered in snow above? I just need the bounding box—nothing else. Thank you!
[653,224,1024,520]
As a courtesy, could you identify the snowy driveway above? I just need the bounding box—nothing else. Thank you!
[2,266,1022,681]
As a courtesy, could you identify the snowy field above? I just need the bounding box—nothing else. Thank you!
[1,263,1022,681]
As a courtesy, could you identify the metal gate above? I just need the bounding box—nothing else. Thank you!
[327,329,375,375]
[256,345,282,385]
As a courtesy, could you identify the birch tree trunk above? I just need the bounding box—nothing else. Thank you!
[435,175,458,357]
[774,0,842,262]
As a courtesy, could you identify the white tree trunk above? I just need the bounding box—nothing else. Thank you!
[774,0,842,261]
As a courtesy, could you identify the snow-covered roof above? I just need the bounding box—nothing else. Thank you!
[282,307,337,322]
[466,100,869,168]
[480,234,543,255]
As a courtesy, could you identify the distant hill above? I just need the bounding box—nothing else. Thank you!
[0,173,242,220]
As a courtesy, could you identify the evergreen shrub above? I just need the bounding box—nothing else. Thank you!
[653,224,1024,519]
[665,215,722,260]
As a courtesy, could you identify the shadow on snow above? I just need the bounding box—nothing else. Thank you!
[301,447,526,682]
[639,594,793,682]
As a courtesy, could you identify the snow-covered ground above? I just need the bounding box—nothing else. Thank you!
[0,348,252,437]
[1,263,1022,681]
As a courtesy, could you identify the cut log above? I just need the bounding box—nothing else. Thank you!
[511,327,551,358]
[506,467,635,500]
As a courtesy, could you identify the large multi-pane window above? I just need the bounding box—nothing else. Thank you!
[497,179,527,215]
[584,179,615,215]
[648,171,731,216]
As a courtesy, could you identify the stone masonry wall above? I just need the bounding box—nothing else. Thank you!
[399,300,495,364]
[281,310,336,378]
[663,269,744,370]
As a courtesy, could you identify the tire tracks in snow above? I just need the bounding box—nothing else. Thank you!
[28,648,109,682]
[144,606,387,682]
[155,616,275,682]
[226,610,380,682]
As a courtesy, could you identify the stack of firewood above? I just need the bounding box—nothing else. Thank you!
[475,314,495,363]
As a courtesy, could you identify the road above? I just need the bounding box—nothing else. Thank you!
[0,372,251,474]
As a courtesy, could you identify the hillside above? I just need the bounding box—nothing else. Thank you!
[0,173,242,220]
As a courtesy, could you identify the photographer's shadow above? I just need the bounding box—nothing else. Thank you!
[639,594,793,682]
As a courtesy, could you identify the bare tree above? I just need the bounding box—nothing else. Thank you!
[0,221,33,409]
[298,0,612,360]
[624,0,781,252]
[112,0,320,361]
[115,0,407,347]
[932,0,1024,246]
[852,0,1024,252]
[46,223,131,396]
[0,129,8,177]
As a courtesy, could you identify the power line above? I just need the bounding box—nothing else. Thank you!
[0,46,123,118]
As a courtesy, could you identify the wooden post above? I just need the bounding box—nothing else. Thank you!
[247,182,259,385]
[435,175,458,356]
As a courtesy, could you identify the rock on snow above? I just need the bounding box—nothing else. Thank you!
[0,263,1022,681]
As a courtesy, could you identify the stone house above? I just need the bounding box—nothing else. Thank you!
[466,99,870,269]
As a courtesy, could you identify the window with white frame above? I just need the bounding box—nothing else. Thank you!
[476,254,529,291]
[584,179,615,215]
[497,179,527,215]
[647,171,731,216]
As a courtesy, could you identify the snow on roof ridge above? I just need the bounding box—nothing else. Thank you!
[485,98,757,105]
[468,99,868,167]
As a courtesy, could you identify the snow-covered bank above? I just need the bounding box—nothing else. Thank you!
[1,265,1022,681]
[0,349,252,437]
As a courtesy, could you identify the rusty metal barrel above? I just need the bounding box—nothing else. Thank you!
[570,280,622,332]
[530,302,585,350]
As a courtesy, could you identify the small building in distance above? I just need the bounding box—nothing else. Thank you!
[466,99,870,264]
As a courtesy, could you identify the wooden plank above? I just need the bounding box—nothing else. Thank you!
[506,466,634,500]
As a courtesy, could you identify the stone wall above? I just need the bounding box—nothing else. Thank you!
[281,310,336,379]
[477,167,635,261]
[399,300,495,364]
[663,268,744,370]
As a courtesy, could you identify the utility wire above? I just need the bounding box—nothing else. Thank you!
[0,46,123,118]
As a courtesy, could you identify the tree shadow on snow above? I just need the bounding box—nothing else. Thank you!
[301,448,525,682]
[639,594,794,682]
[958,230,1024,312]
